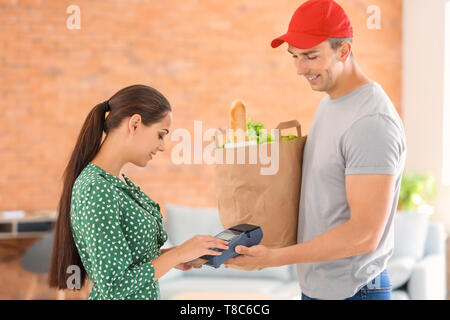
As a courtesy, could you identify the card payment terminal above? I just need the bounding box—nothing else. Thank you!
[189,224,263,268]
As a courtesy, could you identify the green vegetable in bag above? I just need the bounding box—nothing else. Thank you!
[281,134,297,142]
[247,119,274,144]
[217,119,277,148]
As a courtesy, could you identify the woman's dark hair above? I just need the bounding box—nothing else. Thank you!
[48,84,171,290]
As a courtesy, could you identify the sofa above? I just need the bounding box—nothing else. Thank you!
[388,213,447,300]
[159,204,447,300]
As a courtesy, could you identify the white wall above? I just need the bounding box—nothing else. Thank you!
[403,0,450,233]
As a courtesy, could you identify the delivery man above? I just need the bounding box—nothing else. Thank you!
[226,0,407,300]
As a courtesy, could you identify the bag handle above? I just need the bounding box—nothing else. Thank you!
[276,120,302,139]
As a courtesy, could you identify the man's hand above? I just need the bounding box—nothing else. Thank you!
[224,245,272,269]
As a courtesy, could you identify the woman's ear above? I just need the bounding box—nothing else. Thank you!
[128,114,142,134]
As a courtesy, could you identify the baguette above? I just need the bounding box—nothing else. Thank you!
[229,99,248,143]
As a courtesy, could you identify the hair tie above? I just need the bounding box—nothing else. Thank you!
[103,100,110,112]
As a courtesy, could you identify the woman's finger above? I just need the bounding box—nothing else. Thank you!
[207,249,223,256]
[204,241,228,249]
[203,235,227,243]
[203,235,220,241]
[214,243,229,250]
[206,240,229,247]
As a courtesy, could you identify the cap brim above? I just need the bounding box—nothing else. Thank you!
[271,32,329,49]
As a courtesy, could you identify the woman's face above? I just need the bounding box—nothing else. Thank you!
[126,111,172,167]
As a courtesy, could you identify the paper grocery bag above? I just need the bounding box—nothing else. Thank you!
[214,120,307,269]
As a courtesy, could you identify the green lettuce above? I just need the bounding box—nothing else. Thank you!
[247,118,274,144]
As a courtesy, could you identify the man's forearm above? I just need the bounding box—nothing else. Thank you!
[268,220,376,267]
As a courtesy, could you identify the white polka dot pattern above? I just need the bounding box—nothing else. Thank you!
[70,163,168,300]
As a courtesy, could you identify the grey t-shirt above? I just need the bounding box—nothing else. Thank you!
[297,82,407,299]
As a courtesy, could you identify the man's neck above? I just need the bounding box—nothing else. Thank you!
[327,59,372,100]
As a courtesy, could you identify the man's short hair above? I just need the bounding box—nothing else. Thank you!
[328,37,353,58]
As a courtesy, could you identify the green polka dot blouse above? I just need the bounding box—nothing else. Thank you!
[70,162,168,300]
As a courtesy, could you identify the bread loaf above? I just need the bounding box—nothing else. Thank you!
[229,99,247,143]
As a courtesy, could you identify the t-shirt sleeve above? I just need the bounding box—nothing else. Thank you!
[341,113,406,175]
[75,180,156,299]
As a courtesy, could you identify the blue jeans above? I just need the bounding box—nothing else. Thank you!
[301,269,392,300]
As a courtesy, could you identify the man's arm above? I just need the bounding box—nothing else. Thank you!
[227,174,396,268]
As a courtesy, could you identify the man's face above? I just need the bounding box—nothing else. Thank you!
[287,41,345,93]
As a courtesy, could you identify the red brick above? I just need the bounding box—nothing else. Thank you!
[0,0,402,213]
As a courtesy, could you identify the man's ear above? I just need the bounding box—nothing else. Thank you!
[338,41,352,62]
[128,114,142,134]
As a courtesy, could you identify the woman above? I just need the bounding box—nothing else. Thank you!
[48,84,228,300]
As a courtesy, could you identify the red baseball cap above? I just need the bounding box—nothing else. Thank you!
[271,0,353,49]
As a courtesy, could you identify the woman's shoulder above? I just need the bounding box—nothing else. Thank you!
[73,164,115,198]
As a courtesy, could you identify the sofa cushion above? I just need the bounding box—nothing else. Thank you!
[424,221,446,256]
[392,212,429,261]
[163,203,224,245]
[386,256,416,289]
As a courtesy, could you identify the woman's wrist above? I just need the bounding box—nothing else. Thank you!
[161,246,178,254]
[152,246,183,280]
[165,245,183,265]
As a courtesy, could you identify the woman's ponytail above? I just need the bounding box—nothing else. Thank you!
[48,102,107,289]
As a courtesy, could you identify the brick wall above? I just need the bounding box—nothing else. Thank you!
[0,0,402,215]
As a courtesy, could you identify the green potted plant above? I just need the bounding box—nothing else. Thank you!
[398,172,436,215]
[394,172,437,260]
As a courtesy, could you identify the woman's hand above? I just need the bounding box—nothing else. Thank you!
[174,235,229,264]
[161,247,201,271]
